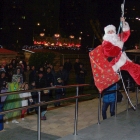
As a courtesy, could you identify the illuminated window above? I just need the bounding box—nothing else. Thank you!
[22,16,25,19]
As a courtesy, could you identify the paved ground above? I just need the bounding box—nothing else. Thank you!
[0,91,138,140]
[58,106,140,140]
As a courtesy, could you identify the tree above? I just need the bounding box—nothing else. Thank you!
[29,52,56,69]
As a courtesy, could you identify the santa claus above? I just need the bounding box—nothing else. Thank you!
[89,17,140,92]
[102,17,140,85]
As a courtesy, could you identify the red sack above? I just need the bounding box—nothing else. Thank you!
[89,45,120,93]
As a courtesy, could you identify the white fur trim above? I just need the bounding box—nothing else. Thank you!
[122,22,130,32]
[103,34,124,49]
[104,25,116,34]
[123,52,132,62]
[112,52,127,72]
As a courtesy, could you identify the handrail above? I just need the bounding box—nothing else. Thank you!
[0,84,89,97]
[0,94,91,115]
[0,83,91,140]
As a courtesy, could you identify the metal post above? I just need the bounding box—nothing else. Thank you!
[37,91,41,140]
[136,86,138,108]
[97,93,101,124]
[127,80,130,111]
[115,83,118,117]
[73,86,79,135]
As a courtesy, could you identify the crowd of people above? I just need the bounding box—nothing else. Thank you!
[0,57,87,127]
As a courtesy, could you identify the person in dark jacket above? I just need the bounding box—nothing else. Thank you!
[35,71,46,88]
[28,81,38,114]
[102,83,117,120]
[77,63,87,94]
[74,59,80,83]
[41,89,49,120]
[0,71,8,90]
[45,67,54,99]
[54,78,64,107]
[35,71,48,120]
[55,65,68,96]
[63,59,72,83]
[29,66,36,84]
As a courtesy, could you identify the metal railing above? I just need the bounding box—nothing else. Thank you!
[0,84,91,140]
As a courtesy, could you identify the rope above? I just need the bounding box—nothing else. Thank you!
[117,0,136,110]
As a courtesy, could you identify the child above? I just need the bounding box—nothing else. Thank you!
[19,83,33,120]
[54,78,64,107]
[3,78,21,124]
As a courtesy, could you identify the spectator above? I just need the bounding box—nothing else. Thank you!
[74,59,80,83]
[54,78,64,107]
[0,71,8,89]
[45,67,54,99]
[55,65,68,96]
[63,59,72,82]
[38,66,45,76]
[24,65,31,83]
[12,67,23,84]
[41,90,49,120]
[11,59,17,69]
[29,81,38,114]
[56,65,68,86]
[64,59,72,72]
[35,71,46,89]
[77,63,87,94]
[49,64,56,85]
[29,66,36,84]
[102,83,118,120]
[7,64,14,82]
[19,83,33,120]
[3,77,21,124]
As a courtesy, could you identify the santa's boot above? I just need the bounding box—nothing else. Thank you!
[120,61,140,85]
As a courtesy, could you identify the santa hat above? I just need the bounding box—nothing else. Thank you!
[104,25,116,34]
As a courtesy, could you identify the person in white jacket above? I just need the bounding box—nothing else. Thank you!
[19,83,33,120]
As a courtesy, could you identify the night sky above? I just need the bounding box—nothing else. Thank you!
[0,0,140,49]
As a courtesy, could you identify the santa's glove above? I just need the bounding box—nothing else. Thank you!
[122,22,130,32]
[29,98,33,103]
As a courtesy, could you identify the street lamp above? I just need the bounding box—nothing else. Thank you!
[37,23,40,26]
[69,35,74,45]
[54,33,60,38]
[17,27,22,43]
[69,35,74,39]
[54,33,60,45]
[33,23,41,43]
[40,33,45,37]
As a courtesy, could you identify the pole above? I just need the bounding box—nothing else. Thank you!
[115,83,118,117]
[126,80,130,111]
[97,93,101,124]
[73,86,79,135]
[136,86,138,108]
[37,91,41,140]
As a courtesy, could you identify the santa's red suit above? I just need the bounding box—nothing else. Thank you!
[103,22,140,85]
[89,21,140,93]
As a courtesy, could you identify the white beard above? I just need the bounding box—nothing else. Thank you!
[103,33,124,49]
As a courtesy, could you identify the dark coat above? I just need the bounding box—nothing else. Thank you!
[41,91,49,111]
[45,72,54,87]
[74,62,80,74]
[64,62,72,72]
[55,70,68,85]
[35,76,46,89]
[29,70,36,83]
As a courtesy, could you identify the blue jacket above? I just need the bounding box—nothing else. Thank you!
[102,84,117,103]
